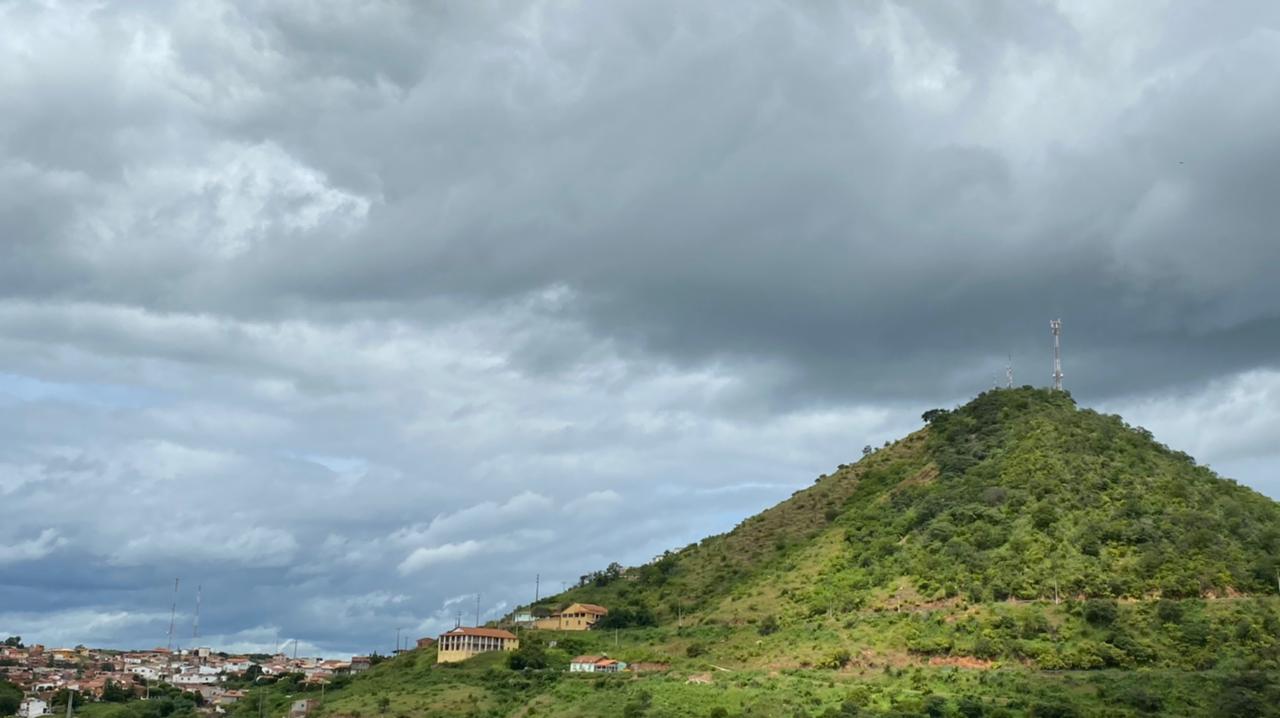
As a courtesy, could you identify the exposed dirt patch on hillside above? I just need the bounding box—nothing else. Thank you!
[927,655,997,669]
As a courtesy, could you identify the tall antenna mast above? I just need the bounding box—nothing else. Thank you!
[534,574,539,603]
[475,593,481,627]
[1050,319,1064,391]
[167,578,180,651]
[192,585,201,639]
[1006,354,1014,389]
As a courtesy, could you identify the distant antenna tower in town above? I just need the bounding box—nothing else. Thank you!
[1050,319,1064,391]
[167,578,180,651]
[192,585,201,639]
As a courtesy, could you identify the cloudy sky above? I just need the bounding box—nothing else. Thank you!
[1,0,1278,657]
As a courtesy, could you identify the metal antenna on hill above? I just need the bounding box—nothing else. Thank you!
[167,578,180,651]
[1006,354,1015,389]
[1050,319,1064,391]
[535,574,540,603]
[192,585,201,639]
[475,593,481,627]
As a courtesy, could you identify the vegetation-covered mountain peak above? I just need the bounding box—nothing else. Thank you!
[220,388,1280,718]
[541,387,1280,620]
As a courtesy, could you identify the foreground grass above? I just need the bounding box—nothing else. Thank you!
[266,645,1278,718]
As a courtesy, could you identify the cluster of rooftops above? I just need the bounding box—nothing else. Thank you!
[433,602,610,664]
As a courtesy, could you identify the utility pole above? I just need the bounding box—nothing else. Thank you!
[1050,319,1064,391]
[65,690,74,718]
[394,628,401,654]
[534,574,539,603]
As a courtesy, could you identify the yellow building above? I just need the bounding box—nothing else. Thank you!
[435,627,519,664]
[533,603,608,631]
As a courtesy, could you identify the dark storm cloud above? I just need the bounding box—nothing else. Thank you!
[1,0,1278,654]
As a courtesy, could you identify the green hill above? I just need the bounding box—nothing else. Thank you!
[226,388,1280,717]
[544,389,1280,649]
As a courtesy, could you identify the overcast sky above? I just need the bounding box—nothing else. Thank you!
[1,0,1278,658]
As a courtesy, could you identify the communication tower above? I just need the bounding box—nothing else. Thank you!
[1050,319,1064,391]
[167,578,180,651]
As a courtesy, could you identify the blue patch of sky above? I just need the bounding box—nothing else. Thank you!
[0,373,163,409]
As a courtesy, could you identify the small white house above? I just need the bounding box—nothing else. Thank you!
[19,698,50,718]
[569,655,627,673]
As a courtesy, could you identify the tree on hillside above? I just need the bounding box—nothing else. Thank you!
[101,681,134,703]
[0,679,22,716]
[1,637,20,648]
[506,644,548,671]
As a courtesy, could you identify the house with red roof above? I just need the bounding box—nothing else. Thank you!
[435,627,519,664]
[568,655,626,673]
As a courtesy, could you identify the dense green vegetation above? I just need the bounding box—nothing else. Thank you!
[41,683,198,718]
[57,390,1280,715]
[200,641,1280,718]
[0,679,22,717]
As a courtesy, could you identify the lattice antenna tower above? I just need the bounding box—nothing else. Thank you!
[167,578,180,651]
[192,585,201,639]
[1006,354,1014,389]
[1050,319,1064,391]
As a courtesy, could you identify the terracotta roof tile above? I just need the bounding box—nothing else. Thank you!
[441,627,517,640]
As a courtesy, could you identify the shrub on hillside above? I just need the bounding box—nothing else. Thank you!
[507,644,548,671]
[1082,599,1118,626]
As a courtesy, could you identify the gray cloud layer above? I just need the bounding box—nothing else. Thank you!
[1,0,1278,655]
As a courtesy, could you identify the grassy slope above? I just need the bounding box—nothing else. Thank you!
[238,389,1280,717]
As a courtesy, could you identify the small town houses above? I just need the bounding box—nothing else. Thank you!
[0,640,375,713]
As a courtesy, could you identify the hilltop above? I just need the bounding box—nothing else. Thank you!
[195,390,1280,715]
[545,389,1279,629]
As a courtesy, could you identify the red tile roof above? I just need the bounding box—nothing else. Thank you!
[441,627,517,640]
